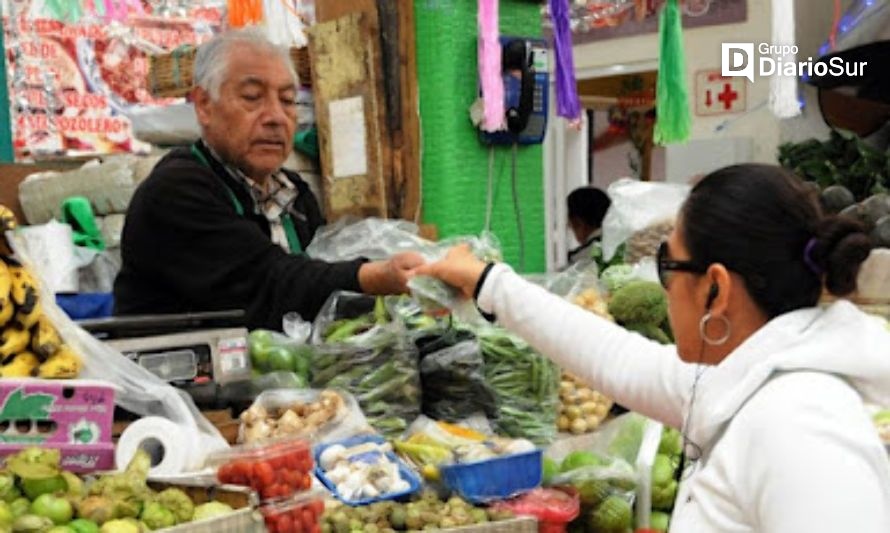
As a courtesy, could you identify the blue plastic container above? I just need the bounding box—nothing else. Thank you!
[440,449,543,504]
[314,435,422,506]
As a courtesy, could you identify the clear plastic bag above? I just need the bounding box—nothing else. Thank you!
[601,178,690,262]
[416,331,498,422]
[9,233,229,472]
[305,217,501,319]
[238,388,372,444]
[16,220,79,293]
[547,413,658,533]
[305,217,432,262]
[408,232,502,318]
[311,292,421,438]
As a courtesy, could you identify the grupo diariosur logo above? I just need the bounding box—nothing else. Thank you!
[721,43,868,82]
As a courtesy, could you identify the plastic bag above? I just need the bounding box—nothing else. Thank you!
[74,247,121,293]
[127,103,200,146]
[601,178,690,262]
[306,217,432,262]
[16,220,79,293]
[306,217,501,318]
[8,233,229,471]
[475,325,560,445]
[282,312,313,342]
[238,388,372,444]
[416,330,497,422]
[311,292,421,438]
[408,232,502,318]
[547,413,658,533]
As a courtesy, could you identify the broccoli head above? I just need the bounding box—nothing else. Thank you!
[608,280,667,326]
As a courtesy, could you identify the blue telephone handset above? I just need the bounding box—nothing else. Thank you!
[480,36,549,145]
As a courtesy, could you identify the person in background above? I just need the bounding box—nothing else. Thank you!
[114,28,423,329]
[417,164,890,532]
[566,186,611,266]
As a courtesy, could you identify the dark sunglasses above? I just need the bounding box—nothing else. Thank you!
[656,241,708,288]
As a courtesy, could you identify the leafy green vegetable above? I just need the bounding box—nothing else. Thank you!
[778,130,890,202]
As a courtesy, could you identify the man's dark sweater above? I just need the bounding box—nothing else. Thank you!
[113,145,365,329]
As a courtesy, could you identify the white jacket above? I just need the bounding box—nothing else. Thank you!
[478,265,890,533]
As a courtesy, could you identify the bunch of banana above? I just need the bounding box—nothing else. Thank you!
[0,259,83,379]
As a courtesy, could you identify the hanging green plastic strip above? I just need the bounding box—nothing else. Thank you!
[653,0,691,145]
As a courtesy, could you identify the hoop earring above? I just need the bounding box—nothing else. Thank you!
[699,312,731,346]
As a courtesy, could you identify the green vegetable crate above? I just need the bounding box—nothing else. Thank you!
[147,480,263,533]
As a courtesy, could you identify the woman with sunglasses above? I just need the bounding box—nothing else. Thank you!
[415,164,890,532]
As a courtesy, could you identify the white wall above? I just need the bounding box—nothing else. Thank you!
[575,0,777,164]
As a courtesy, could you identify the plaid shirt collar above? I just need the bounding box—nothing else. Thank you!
[203,142,297,215]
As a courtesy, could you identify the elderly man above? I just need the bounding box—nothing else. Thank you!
[114,28,423,329]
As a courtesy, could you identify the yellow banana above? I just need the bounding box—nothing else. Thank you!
[32,317,62,360]
[0,261,10,307]
[8,265,38,309]
[0,327,30,362]
[13,299,41,330]
[0,351,39,377]
[0,205,17,233]
[0,299,14,328]
[38,345,82,379]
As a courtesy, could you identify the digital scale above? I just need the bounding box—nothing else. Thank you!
[79,311,254,409]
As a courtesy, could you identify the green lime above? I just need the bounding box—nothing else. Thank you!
[560,451,605,473]
[21,476,67,500]
[542,457,560,485]
[266,346,296,372]
[10,498,30,518]
[292,350,311,377]
[0,501,13,528]
[68,519,100,533]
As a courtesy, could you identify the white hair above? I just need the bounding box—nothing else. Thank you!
[193,26,299,100]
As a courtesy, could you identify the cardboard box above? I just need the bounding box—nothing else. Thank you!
[0,379,116,472]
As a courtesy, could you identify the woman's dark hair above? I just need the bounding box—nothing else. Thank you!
[568,187,611,229]
[681,164,872,318]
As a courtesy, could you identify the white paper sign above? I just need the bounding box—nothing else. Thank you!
[328,97,368,178]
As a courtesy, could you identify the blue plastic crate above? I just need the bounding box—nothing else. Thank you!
[313,435,422,506]
[440,450,543,504]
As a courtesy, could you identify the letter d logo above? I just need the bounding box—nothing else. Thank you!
[722,43,755,82]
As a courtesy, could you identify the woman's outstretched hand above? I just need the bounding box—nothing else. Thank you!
[411,244,489,299]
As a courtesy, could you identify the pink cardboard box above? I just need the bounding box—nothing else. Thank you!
[0,379,116,473]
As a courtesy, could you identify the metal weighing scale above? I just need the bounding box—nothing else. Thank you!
[79,311,254,409]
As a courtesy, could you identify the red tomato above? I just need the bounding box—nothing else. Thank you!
[309,524,321,533]
[309,500,324,516]
[284,452,300,471]
[275,514,295,533]
[217,464,233,482]
[254,461,276,487]
[269,452,287,470]
[301,473,312,490]
[283,470,301,489]
[301,508,316,528]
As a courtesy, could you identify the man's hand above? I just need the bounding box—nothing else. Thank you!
[358,252,426,295]
[412,244,488,299]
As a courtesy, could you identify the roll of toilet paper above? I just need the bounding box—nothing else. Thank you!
[116,417,199,476]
